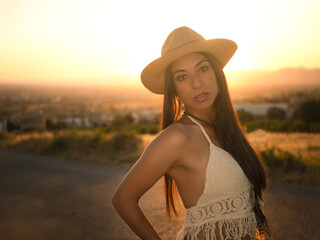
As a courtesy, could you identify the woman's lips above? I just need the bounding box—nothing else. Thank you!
[193,92,208,102]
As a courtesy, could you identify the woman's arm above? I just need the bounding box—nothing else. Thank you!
[112,192,160,239]
[112,125,187,239]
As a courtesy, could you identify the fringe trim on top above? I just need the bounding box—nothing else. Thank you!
[177,213,257,240]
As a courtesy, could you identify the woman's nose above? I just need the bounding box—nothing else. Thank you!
[192,74,202,88]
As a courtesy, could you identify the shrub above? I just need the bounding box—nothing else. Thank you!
[245,119,285,132]
[267,107,286,120]
[46,133,72,153]
[293,99,320,122]
[46,119,67,130]
[87,129,104,148]
[6,121,20,132]
[244,119,311,133]
[237,109,254,123]
[307,145,320,151]
[110,130,142,152]
[261,146,306,172]
[111,113,134,126]
[0,132,15,143]
[310,122,320,133]
[135,123,159,134]
[287,120,307,132]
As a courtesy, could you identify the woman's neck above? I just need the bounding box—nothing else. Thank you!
[184,109,214,126]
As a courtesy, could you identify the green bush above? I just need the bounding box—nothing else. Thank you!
[110,131,142,152]
[111,113,134,126]
[245,119,286,132]
[237,109,254,123]
[310,122,320,132]
[243,119,319,133]
[0,132,15,142]
[106,123,160,135]
[287,120,307,132]
[307,145,320,151]
[47,134,71,153]
[261,146,306,172]
[86,129,104,148]
[44,128,142,158]
[293,99,320,122]
[135,123,159,134]
[267,107,286,120]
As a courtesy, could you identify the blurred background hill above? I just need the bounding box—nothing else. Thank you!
[227,67,320,100]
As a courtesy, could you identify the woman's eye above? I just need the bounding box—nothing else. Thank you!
[199,66,209,72]
[176,74,188,81]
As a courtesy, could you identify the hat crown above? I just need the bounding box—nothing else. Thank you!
[161,26,205,56]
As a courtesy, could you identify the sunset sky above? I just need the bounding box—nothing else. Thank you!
[0,0,319,86]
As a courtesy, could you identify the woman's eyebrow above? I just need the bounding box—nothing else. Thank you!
[195,59,208,67]
[172,59,208,75]
[172,69,186,75]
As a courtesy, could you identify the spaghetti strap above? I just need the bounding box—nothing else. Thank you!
[186,115,213,146]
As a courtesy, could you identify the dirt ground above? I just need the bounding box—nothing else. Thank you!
[0,148,319,240]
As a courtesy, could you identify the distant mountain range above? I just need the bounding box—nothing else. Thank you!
[226,67,320,99]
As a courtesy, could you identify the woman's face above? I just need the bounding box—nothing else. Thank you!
[171,52,218,113]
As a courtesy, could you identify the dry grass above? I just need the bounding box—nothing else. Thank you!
[247,130,320,185]
[0,129,144,166]
[247,129,320,168]
[1,130,319,185]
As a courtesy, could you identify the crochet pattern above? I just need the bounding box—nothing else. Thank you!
[177,116,258,240]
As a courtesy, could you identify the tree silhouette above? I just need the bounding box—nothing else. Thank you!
[237,109,254,123]
[293,99,320,131]
[267,107,286,120]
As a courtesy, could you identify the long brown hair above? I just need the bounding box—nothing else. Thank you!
[160,52,269,237]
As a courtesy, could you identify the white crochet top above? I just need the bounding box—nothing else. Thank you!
[177,116,257,240]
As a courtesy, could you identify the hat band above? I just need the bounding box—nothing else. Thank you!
[162,38,202,56]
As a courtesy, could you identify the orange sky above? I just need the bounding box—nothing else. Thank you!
[0,0,319,86]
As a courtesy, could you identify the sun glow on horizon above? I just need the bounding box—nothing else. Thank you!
[1,0,320,85]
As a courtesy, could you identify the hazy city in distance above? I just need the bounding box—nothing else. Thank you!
[0,67,319,131]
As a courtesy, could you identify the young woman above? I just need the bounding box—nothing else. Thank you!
[112,26,269,240]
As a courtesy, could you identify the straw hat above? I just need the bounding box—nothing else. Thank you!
[140,26,237,94]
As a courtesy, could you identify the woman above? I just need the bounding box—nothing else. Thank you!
[112,26,269,240]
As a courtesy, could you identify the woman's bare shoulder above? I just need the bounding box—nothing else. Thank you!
[154,120,192,148]
[140,118,196,166]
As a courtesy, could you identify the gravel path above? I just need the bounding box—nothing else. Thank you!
[0,149,319,240]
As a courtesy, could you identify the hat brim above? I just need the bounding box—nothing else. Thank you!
[140,38,237,95]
